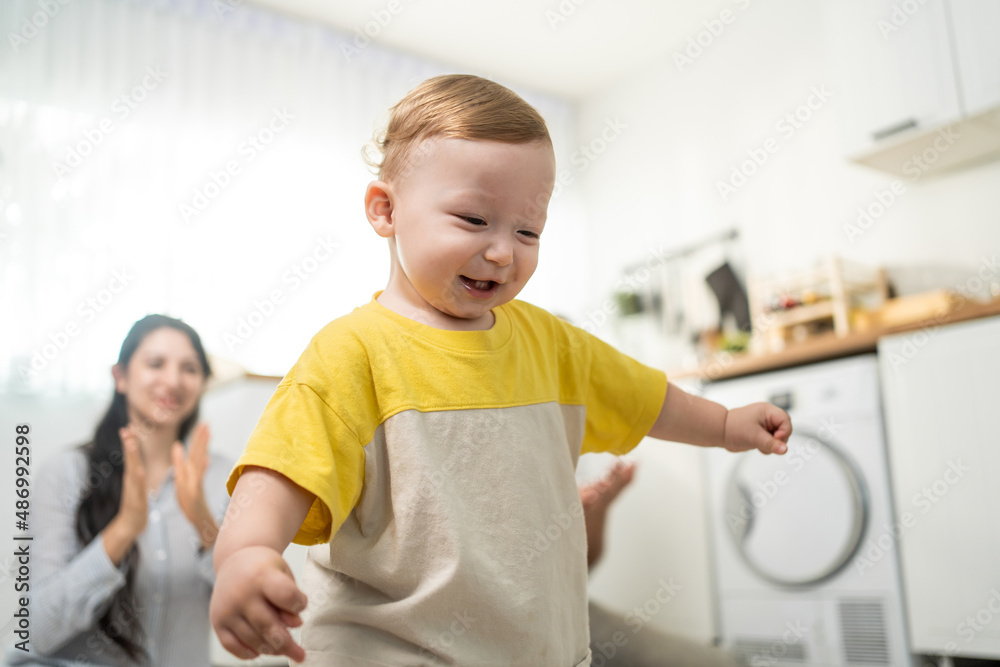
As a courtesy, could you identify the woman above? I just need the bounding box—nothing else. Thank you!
[11,315,232,666]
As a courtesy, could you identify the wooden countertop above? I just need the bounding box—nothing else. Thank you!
[671,296,1000,382]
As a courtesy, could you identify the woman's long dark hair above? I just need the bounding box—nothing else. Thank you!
[75,315,211,662]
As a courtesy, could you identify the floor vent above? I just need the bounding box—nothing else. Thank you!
[733,637,808,665]
[839,598,890,665]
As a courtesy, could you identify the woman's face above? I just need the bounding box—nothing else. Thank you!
[113,327,206,433]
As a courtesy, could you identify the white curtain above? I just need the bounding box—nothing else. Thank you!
[0,0,582,395]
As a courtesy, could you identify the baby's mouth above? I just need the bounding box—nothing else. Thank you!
[459,276,500,296]
[461,276,497,291]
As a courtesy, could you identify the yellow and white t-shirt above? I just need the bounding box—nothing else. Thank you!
[228,293,668,666]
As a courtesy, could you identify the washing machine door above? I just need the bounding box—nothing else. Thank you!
[723,427,869,587]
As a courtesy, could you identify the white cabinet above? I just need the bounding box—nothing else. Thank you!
[949,0,1000,116]
[823,0,1000,175]
[824,0,961,156]
[877,316,1000,659]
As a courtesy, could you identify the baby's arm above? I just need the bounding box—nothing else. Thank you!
[210,466,314,663]
[647,382,791,455]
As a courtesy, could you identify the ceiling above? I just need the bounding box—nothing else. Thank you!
[247,0,711,99]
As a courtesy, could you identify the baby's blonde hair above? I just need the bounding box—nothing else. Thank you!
[365,74,552,182]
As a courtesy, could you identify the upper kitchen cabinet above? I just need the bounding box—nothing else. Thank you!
[949,0,1000,116]
[823,0,1000,176]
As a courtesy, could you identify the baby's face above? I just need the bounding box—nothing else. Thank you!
[383,137,556,328]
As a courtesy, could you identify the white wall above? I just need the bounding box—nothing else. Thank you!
[577,0,1000,645]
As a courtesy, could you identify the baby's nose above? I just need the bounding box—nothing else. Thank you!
[484,239,513,266]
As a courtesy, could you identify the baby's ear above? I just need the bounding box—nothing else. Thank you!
[365,181,394,238]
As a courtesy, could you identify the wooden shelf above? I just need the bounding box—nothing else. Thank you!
[674,296,1000,382]
[748,257,888,352]
[765,300,835,327]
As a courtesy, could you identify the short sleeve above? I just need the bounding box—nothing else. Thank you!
[578,332,668,456]
[226,381,366,545]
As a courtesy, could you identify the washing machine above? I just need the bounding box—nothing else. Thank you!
[702,355,917,667]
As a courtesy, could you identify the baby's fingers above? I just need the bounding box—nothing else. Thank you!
[753,424,786,455]
[216,623,260,661]
[245,600,305,662]
[757,404,791,454]
[764,404,793,441]
[764,437,787,455]
[278,609,304,628]
[262,567,308,616]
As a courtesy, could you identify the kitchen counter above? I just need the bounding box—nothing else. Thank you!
[672,295,1000,382]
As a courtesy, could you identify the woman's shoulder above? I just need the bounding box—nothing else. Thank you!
[33,447,91,514]
[37,446,90,484]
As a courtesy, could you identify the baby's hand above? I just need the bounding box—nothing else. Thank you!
[210,545,308,663]
[722,403,792,455]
